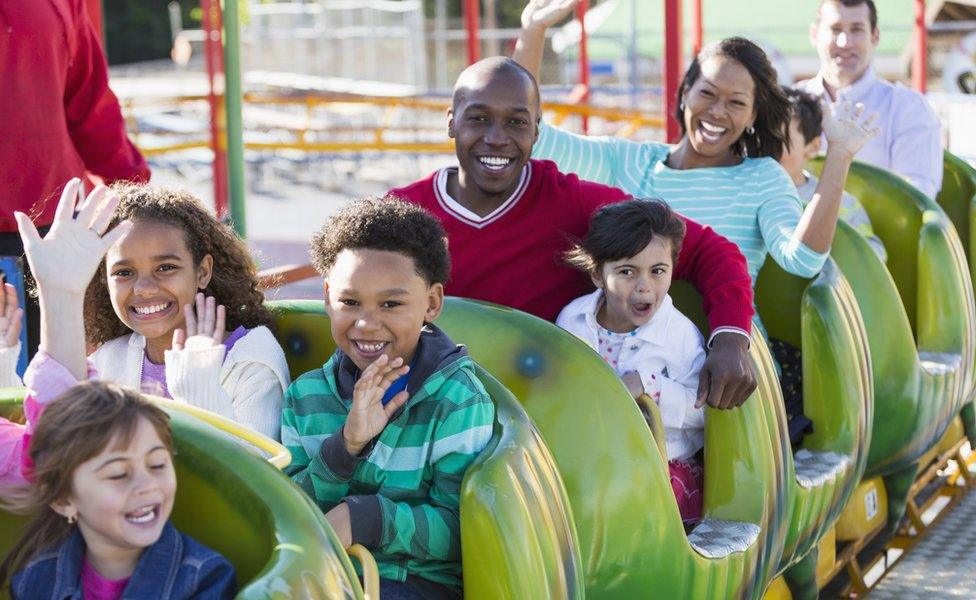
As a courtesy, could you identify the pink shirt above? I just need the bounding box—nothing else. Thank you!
[0,352,91,489]
[81,558,130,600]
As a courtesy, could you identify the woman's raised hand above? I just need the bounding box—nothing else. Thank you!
[821,100,881,160]
[172,293,226,351]
[0,283,23,350]
[14,178,132,297]
[521,0,580,30]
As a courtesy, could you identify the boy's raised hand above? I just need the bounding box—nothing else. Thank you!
[14,178,132,297]
[521,0,580,30]
[0,283,24,349]
[822,100,880,160]
[343,354,410,456]
[172,293,226,351]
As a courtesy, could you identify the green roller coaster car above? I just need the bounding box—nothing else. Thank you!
[272,270,871,600]
[671,254,872,600]
[937,150,976,444]
[812,158,976,531]
[0,390,363,600]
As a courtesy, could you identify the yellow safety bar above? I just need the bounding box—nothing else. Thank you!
[152,397,291,469]
[347,544,380,600]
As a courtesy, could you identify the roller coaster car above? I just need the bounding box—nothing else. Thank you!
[937,151,976,443]
[271,300,583,600]
[675,254,871,600]
[0,390,364,600]
[274,270,868,600]
[811,158,976,531]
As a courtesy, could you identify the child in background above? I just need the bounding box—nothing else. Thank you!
[282,198,494,600]
[84,180,289,440]
[779,88,887,262]
[0,184,236,599]
[0,286,35,496]
[556,199,706,524]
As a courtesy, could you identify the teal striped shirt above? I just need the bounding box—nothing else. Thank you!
[535,122,829,284]
[281,342,494,590]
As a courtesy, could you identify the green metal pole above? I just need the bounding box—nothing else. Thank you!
[221,0,247,238]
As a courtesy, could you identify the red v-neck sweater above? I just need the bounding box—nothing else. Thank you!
[390,159,754,332]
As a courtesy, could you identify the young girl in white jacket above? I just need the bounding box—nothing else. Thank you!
[8,179,289,440]
[556,199,706,524]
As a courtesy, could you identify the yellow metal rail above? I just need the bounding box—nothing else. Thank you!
[123,93,662,156]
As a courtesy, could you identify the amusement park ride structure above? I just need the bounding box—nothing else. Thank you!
[62,2,976,598]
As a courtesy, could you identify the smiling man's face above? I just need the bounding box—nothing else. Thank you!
[448,66,540,202]
[811,1,879,89]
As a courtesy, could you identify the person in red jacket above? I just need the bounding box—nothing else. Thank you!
[0,0,149,354]
[390,57,756,409]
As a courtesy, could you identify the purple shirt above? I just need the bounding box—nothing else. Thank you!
[139,327,248,399]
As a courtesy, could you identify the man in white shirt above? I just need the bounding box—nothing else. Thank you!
[798,0,943,197]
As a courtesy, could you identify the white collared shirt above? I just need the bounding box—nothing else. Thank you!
[797,67,943,198]
[556,290,706,461]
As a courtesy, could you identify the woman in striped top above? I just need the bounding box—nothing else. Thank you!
[513,1,879,293]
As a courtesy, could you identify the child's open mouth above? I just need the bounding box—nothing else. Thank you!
[352,340,389,358]
[632,302,653,317]
[125,504,160,525]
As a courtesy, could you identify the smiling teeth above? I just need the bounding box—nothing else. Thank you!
[479,156,511,170]
[355,341,386,353]
[126,505,156,524]
[700,122,727,133]
[134,303,169,315]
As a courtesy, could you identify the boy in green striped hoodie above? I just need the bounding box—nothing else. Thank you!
[281,198,495,599]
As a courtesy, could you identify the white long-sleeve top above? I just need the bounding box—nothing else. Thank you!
[556,290,706,461]
[89,326,289,441]
[797,67,944,198]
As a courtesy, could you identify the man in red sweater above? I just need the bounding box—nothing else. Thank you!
[0,0,149,353]
[390,57,757,409]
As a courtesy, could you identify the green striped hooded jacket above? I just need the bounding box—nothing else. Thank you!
[281,324,495,591]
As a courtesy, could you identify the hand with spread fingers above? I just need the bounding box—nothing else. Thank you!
[822,99,881,160]
[342,354,410,456]
[520,0,580,30]
[172,293,226,352]
[14,178,132,297]
[0,283,24,351]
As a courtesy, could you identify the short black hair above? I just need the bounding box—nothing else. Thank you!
[817,0,877,31]
[310,197,450,285]
[677,37,791,161]
[452,56,541,113]
[784,87,823,144]
[565,199,686,273]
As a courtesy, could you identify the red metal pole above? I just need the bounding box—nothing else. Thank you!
[85,0,105,48]
[912,0,927,93]
[577,0,590,133]
[463,0,480,65]
[663,0,683,143]
[691,0,703,56]
[202,0,230,218]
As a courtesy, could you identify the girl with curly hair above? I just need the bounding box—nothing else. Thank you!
[3,180,289,440]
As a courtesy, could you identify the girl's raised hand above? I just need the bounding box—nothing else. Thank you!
[0,283,24,349]
[171,293,226,351]
[821,100,881,160]
[14,178,132,297]
[521,0,580,30]
[343,354,410,456]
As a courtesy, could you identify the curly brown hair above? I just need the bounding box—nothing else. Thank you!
[310,196,450,285]
[84,184,273,346]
